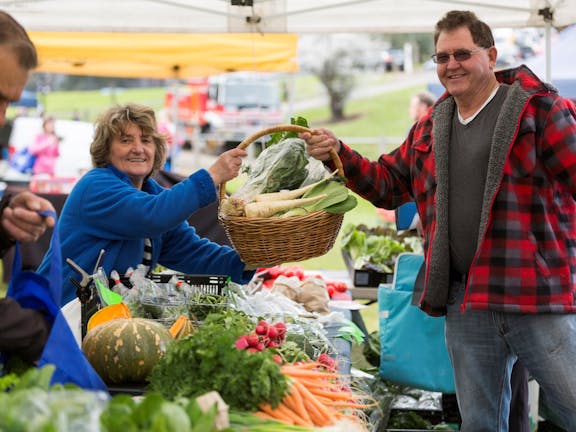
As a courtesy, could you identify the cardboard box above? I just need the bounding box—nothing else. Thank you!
[341,249,394,287]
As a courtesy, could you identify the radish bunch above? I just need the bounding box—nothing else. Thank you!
[235,320,287,352]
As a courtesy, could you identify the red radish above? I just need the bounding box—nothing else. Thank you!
[267,325,279,339]
[235,335,249,350]
[317,353,337,371]
[274,322,286,337]
[246,333,260,347]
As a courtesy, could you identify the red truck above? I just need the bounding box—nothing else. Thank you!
[165,72,286,154]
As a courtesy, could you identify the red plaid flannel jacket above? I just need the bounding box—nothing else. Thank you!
[330,65,576,316]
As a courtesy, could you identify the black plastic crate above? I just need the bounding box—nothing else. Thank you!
[147,273,230,296]
[117,273,230,296]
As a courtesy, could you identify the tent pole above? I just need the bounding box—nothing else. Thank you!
[544,22,551,83]
[170,66,182,171]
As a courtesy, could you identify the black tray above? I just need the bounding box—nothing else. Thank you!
[108,383,147,396]
[341,249,393,287]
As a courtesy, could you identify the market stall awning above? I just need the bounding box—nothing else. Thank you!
[28,32,299,79]
[8,0,576,34]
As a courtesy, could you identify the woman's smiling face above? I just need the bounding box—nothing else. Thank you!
[109,122,155,189]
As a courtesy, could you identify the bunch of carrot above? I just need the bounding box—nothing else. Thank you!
[256,361,374,430]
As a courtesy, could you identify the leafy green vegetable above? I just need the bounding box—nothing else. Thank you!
[324,193,358,214]
[226,410,311,431]
[341,223,421,273]
[387,410,432,429]
[148,310,289,412]
[362,330,381,368]
[185,399,219,432]
[0,364,55,393]
[274,340,310,364]
[265,116,309,147]
[234,137,309,199]
[281,178,357,217]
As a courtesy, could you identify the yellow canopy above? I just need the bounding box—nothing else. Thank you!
[28,32,298,79]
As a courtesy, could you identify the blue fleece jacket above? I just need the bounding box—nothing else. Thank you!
[37,165,253,306]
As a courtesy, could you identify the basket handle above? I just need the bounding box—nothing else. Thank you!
[219,124,344,202]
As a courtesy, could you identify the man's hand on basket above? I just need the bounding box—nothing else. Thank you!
[208,148,248,186]
[299,128,341,161]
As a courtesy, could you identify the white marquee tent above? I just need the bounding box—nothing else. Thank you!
[5,0,576,34]
[5,0,576,83]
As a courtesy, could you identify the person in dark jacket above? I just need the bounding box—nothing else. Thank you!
[300,10,576,431]
[0,10,57,363]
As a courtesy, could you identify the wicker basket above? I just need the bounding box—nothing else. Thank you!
[218,124,345,267]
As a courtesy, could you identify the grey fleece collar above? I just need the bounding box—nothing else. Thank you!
[422,81,530,311]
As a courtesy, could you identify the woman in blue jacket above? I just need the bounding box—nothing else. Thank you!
[38,103,252,306]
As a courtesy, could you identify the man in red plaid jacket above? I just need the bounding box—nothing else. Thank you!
[301,10,576,431]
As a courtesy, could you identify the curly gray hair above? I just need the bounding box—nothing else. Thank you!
[90,103,168,176]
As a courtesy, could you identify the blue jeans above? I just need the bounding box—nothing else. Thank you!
[445,280,576,431]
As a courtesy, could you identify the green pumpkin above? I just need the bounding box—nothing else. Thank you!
[82,317,172,384]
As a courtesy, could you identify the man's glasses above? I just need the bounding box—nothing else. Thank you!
[431,47,487,64]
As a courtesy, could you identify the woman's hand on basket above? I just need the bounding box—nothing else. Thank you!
[208,148,248,186]
[299,128,341,161]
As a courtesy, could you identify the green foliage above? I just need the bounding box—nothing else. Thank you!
[266,116,309,147]
[239,138,309,196]
[340,223,420,273]
[227,410,311,431]
[0,364,55,393]
[100,391,221,432]
[362,330,381,367]
[281,177,357,217]
[387,410,433,429]
[148,310,289,412]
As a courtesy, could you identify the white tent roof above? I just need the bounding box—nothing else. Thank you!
[526,24,576,80]
[5,0,576,34]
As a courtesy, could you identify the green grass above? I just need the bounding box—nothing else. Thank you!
[11,87,166,121]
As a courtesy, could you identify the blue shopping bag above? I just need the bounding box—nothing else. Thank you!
[378,253,455,393]
[4,210,107,391]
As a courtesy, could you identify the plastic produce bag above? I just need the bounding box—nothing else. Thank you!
[0,387,108,432]
[231,137,310,204]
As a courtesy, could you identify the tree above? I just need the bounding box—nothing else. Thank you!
[299,34,373,122]
[311,48,356,122]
